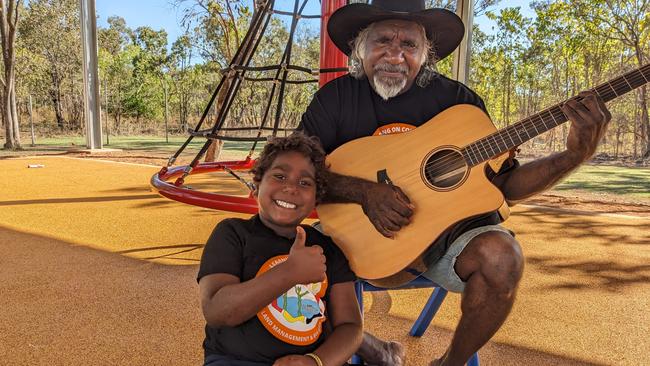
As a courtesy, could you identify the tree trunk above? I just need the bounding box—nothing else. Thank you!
[2,80,17,149]
[639,85,649,159]
[204,77,230,162]
[115,87,121,133]
[205,5,262,162]
[1,0,21,150]
[49,69,66,129]
[10,82,19,141]
[163,80,169,143]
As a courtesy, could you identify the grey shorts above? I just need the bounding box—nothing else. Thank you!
[420,225,513,293]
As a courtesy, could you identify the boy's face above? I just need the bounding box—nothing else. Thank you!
[255,151,317,236]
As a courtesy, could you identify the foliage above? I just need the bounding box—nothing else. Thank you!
[19,0,82,130]
[3,0,649,159]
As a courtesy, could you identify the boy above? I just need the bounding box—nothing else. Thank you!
[198,133,362,366]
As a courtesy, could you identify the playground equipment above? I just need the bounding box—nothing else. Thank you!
[151,0,346,215]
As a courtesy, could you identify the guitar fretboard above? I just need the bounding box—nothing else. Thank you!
[463,63,650,166]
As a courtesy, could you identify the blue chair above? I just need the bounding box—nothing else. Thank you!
[351,277,479,366]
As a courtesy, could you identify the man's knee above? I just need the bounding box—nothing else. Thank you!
[460,231,524,292]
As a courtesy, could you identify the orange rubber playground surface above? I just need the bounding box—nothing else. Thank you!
[1,156,649,365]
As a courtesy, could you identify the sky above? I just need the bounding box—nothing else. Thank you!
[95,0,535,52]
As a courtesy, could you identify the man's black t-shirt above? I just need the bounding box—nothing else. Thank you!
[197,215,356,363]
[298,74,517,263]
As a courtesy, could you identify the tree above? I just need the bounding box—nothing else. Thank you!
[20,0,82,130]
[176,0,257,161]
[98,16,134,132]
[570,0,650,158]
[1,0,21,150]
[169,34,200,132]
[127,26,169,123]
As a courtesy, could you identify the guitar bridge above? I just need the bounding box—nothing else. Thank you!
[377,169,393,185]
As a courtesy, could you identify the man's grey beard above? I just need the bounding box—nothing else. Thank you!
[371,64,409,101]
[373,75,407,100]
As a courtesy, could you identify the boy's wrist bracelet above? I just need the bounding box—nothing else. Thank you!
[305,352,323,366]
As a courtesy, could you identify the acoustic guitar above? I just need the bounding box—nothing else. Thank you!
[317,63,650,288]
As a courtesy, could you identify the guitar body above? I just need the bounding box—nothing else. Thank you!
[315,63,650,287]
[317,105,506,284]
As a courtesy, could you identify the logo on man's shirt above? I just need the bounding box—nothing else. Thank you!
[256,255,327,346]
[373,122,416,136]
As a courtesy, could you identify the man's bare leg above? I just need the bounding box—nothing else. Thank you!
[357,332,405,366]
[430,231,524,366]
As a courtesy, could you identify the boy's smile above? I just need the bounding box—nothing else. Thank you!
[255,151,317,237]
[274,199,297,209]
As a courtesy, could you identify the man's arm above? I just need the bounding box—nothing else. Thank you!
[494,91,611,203]
[323,171,415,238]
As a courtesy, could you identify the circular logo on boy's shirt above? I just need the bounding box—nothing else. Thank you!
[373,122,416,136]
[255,255,328,346]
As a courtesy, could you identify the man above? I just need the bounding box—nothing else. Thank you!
[298,1,611,365]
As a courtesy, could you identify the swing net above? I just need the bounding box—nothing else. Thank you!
[151,0,349,215]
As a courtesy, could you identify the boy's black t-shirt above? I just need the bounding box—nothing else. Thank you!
[197,215,356,363]
[298,74,518,263]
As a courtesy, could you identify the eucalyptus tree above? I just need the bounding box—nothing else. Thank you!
[19,0,82,130]
[174,0,260,161]
[98,16,134,131]
[569,0,650,158]
[484,7,531,127]
[0,0,21,149]
[127,26,169,124]
[426,0,502,15]
[169,33,202,132]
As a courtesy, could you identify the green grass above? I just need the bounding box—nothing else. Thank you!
[20,135,264,154]
[10,135,650,203]
[553,165,650,201]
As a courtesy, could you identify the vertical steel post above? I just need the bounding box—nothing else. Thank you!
[80,0,103,149]
[319,0,348,87]
[451,0,474,84]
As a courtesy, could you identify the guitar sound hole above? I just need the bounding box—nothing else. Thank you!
[422,148,468,190]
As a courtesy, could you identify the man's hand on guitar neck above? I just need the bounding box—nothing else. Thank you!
[322,171,415,238]
[562,91,612,164]
[495,90,612,203]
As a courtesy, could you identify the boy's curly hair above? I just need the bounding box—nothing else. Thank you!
[251,133,328,203]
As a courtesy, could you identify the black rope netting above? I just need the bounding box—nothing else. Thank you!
[163,0,348,188]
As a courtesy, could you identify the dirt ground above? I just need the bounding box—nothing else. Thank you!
[10,148,648,219]
[2,153,648,366]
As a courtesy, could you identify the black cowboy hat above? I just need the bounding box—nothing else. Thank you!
[327,0,464,60]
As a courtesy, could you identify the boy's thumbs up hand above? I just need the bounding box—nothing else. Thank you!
[286,226,326,284]
[292,226,307,248]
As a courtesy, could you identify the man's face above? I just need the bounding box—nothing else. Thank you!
[362,19,426,100]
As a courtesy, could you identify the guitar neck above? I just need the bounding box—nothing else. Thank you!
[463,63,650,167]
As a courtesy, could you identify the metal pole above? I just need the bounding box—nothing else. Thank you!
[164,82,169,143]
[452,0,474,84]
[319,0,348,87]
[80,0,103,149]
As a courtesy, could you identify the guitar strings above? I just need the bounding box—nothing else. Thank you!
[381,69,649,185]
[416,70,649,174]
